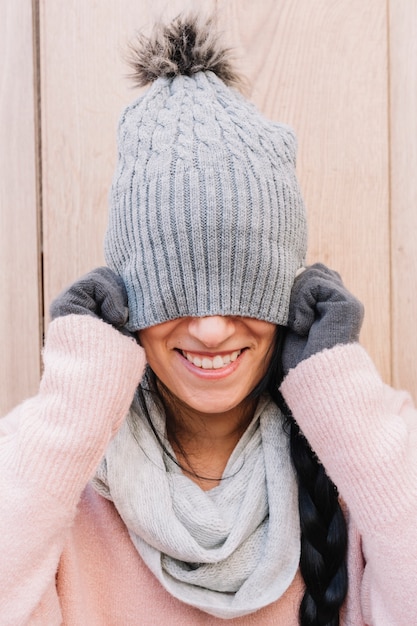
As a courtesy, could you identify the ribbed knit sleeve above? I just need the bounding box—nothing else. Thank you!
[0,314,146,625]
[280,343,417,624]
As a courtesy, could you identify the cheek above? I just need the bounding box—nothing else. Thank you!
[246,358,269,392]
[144,347,179,392]
[138,335,163,373]
[144,346,167,375]
[246,342,276,389]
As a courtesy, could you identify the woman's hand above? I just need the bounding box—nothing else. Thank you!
[50,266,130,333]
[282,263,364,374]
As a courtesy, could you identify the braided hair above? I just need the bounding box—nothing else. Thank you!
[258,328,348,625]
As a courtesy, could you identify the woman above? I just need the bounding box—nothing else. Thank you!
[1,15,416,626]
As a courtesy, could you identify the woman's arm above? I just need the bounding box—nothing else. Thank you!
[0,272,145,625]
[281,263,417,624]
[281,342,417,624]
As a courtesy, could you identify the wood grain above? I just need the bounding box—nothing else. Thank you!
[389,1,417,396]
[0,0,41,415]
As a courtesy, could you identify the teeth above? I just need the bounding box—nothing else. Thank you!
[182,350,242,369]
[212,355,224,369]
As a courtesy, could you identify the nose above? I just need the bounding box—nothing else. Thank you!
[187,316,236,348]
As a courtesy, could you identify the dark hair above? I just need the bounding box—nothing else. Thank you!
[259,327,348,626]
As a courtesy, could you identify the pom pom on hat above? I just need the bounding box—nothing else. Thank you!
[105,14,308,330]
[128,14,242,88]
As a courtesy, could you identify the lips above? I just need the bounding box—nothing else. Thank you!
[181,349,242,370]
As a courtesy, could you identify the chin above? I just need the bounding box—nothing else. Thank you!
[185,395,247,415]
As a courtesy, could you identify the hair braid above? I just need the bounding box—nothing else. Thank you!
[259,327,348,625]
[289,418,348,625]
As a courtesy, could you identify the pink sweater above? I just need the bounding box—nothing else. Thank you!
[1,315,416,625]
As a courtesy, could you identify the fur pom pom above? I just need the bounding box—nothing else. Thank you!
[128,14,241,88]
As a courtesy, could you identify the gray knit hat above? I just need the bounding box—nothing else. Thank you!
[105,15,308,331]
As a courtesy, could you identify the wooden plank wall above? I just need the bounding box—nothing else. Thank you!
[389,2,417,394]
[0,0,41,414]
[1,0,416,415]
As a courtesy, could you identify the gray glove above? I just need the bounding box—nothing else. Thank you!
[282,263,364,374]
[50,266,129,331]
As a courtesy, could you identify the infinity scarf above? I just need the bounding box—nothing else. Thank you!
[93,377,300,619]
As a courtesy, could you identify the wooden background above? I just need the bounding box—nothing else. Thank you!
[1,0,416,416]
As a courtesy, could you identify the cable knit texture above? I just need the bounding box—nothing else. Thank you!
[105,70,307,330]
[1,339,417,624]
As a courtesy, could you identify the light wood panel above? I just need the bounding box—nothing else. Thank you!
[217,0,391,381]
[0,0,41,416]
[389,1,417,397]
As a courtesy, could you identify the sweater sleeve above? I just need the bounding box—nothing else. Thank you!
[0,314,146,625]
[280,343,417,625]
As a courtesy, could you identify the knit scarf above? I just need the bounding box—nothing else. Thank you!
[92,378,300,619]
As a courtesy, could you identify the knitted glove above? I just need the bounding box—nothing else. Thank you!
[282,263,364,374]
[50,266,130,332]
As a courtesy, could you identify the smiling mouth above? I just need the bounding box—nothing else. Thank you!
[180,349,243,370]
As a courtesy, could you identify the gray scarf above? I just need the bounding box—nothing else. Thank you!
[93,380,300,619]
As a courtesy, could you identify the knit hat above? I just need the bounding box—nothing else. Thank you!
[104,15,308,331]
